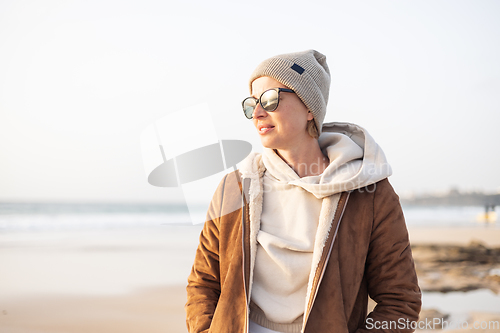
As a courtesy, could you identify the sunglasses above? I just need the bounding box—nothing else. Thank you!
[242,88,295,119]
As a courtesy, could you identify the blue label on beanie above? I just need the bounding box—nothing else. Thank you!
[291,63,305,75]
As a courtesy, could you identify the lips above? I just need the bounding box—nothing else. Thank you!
[257,124,275,134]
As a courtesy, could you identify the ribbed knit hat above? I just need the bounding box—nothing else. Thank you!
[249,49,331,134]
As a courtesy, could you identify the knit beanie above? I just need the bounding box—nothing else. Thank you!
[249,50,331,135]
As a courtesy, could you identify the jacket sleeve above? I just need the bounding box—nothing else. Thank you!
[185,176,226,333]
[357,179,422,333]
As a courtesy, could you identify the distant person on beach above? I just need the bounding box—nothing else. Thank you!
[186,50,421,333]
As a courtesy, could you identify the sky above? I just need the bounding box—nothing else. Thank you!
[0,0,499,203]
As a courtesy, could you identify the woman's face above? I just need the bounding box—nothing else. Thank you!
[251,76,313,151]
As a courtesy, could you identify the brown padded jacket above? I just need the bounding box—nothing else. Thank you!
[185,170,421,333]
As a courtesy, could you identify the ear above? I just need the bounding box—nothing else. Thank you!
[307,111,314,121]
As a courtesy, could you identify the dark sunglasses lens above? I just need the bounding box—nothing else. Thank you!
[260,89,279,111]
[242,97,257,119]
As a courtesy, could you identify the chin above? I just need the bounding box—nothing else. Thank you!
[261,141,286,152]
[259,138,276,149]
[260,142,273,149]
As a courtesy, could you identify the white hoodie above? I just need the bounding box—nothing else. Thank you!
[242,122,392,333]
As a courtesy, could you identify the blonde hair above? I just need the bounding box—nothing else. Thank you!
[307,119,319,139]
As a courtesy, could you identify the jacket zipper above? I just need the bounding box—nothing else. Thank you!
[301,191,351,333]
[241,178,251,333]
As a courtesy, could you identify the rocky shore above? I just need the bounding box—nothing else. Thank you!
[410,237,500,332]
[412,241,500,294]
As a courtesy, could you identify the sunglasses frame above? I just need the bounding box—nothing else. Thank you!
[242,88,295,119]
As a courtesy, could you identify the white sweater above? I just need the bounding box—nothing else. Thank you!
[251,152,322,329]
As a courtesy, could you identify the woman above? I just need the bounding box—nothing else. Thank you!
[186,50,421,333]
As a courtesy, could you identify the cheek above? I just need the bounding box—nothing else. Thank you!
[280,103,309,129]
[278,118,306,136]
[288,111,309,131]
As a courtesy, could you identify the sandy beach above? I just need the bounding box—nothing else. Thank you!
[408,226,500,247]
[0,285,187,333]
[1,226,499,333]
[0,226,199,333]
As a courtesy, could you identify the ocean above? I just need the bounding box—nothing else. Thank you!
[0,202,496,231]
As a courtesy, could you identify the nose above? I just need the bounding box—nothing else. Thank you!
[252,102,268,119]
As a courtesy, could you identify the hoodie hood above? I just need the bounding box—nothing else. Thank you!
[259,122,392,199]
